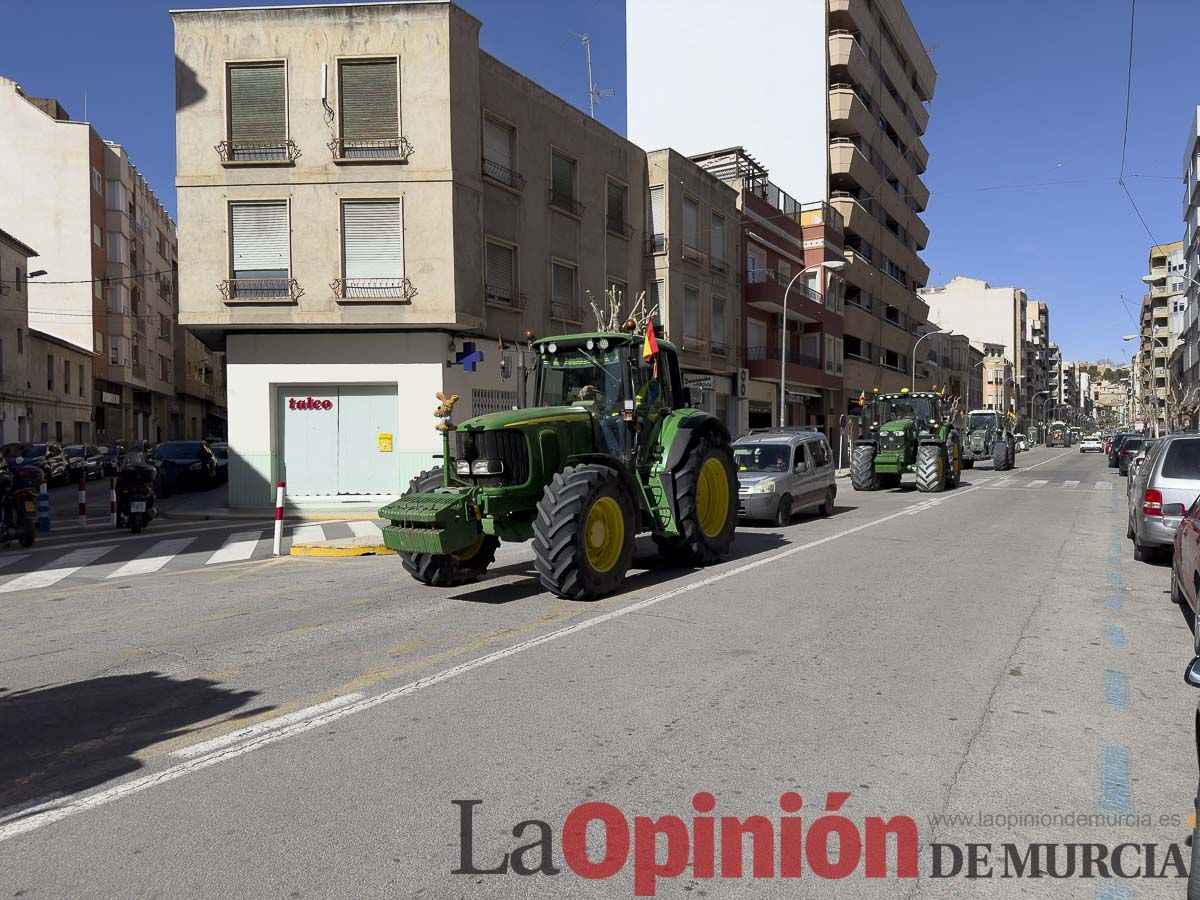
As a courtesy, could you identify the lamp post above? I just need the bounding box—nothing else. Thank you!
[911,328,952,392]
[779,259,844,428]
[1123,333,1168,438]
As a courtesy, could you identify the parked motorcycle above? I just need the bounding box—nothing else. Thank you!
[0,462,41,548]
[116,462,158,534]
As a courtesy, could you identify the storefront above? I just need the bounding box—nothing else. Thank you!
[682,371,738,437]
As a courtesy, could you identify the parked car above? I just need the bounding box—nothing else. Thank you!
[1079,436,1103,453]
[733,429,837,526]
[64,444,105,481]
[1172,495,1200,610]
[0,442,68,485]
[1107,433,1135,468]
[1128,434,1200,562]
[1118,437,1148,476]
[211,442,229,483]
[151,440,219,494]
[1016,434,1028,452]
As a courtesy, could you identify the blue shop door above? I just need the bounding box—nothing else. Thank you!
[336,385,400,495]
[280,387,340,495]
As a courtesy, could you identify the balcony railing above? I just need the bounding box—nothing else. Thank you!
[746,269,822,303]
[745,345,822,369]
[548,188,584,218]
[330,137,414,162]
[331,277,417,302]
[710,257,728,274]
[646,234,668,256]
[219,278,304,302]
[681,334,708,353]
[215,139,300,164]
[681,244,706,265]
[485,287,528,310]
[482,157,525,190]
[606,215,633,239]
[550,300,585,323]
[711,341,730,357]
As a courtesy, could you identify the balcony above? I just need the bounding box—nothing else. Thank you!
[829,138,879,191]
[548,188,584,218]
[681,243,706,266]
[329,137,414,163]
[482,157,525,191]
[745,269,825,322]
[646,234,668,256]
[681,335,708,354]
[550,299,585,324]
[829,84,874,141]
[743,344,833,385]
[219,278,304,303]
[485,286,528,311]
[711,341,730,358]
[828,30,873,87]
[331,277,417,303]
[215,139,300,165]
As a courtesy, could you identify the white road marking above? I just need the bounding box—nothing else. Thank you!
[1026,479,1048,488]
[0,546,116,594]
[106,539,196,579]
[1096,481,1112,491]
[171,693,366,759]
[291,524,327,544]
[206,531,263,565]
[347,521,382,539]
[1063,481,1079,489]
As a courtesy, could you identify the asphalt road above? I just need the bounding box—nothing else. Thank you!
[0,446,1194,898]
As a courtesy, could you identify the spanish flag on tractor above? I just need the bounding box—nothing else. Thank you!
[642,319,659,361]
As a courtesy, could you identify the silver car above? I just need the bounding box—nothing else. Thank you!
[1127,434,1200,562]
[733,429,837,526]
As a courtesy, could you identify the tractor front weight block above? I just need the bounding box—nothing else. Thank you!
[380,492,481,556]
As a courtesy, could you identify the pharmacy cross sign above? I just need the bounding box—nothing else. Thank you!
[454,341,484,373]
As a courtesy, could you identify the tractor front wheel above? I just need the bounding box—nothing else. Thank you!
[993,440,1010,471]
[916,444,947,493]
[946,442,962,489]
[654,437,737,567]
[533,464,635,600]
[850,445,879,491]
[397,467,500,587]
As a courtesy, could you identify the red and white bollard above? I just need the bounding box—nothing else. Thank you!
[78,476,87,527]
[109,477,118,527]
[272,481,285,556]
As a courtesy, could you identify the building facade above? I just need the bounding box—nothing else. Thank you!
[1180,109,1200,427]
[1136,242,1183,434]
[980,343,1014,415]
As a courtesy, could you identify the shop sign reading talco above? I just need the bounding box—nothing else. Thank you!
[289,396,334,411]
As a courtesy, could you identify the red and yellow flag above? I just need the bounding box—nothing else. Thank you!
[858,389,867,407]
[642,319,659,361]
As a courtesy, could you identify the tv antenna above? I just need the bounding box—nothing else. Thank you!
[571,32,614,119]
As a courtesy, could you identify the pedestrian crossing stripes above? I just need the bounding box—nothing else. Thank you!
[1096,481,1112,491]
[980,478,1118,493]
[292,524,327,544]
[347,521,383,540]
[107,539,196,579]
[1027,480,1048,488]
[0,545,116,594]
[205,531,262,566]
[1062,480,1079,489]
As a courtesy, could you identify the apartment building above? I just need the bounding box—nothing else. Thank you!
[174,2,681,506]
[1181,110,1200,420]
[980,343,1014,415]
[0,229,96,444]
[925,332,973,409]
[643,150,741,431]
[628,0,937,406]
[1136,242,1183,434]
[174,327,226,440]
[689,148,846,439]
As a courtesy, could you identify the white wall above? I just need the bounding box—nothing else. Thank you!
[920,277,1019,361]
[626,0,828,202]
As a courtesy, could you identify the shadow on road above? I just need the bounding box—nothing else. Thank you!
[0,672,265,814]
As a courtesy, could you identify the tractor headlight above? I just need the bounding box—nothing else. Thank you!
[751,480,776,493]
[455,459,472,475]
[471,458,505,476]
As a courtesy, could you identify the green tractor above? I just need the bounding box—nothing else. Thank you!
[378,330,738,600]
[850,389,962,492]
[960,409,1015,471]
[1047,420,1070,447]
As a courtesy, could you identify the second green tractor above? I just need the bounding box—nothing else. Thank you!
[851,389,963,493]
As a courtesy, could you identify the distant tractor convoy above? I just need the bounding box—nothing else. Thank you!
[380,329,737,600]
[1048,420,1072,448]
[850,390,962,493]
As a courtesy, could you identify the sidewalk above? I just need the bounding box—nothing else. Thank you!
[159,484,387,522]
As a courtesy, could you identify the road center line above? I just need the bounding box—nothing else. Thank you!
[0,455,1077,842]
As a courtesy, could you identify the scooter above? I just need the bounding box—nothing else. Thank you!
[116,463,158,534]
[0,462,41,548]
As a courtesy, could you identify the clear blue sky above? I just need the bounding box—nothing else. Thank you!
[1,0,1194,364]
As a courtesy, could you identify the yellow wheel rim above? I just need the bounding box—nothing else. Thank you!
[696,457,730,538]
[451,534,484,561]
[584,496,624,574]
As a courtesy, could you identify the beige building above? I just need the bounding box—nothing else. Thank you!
[1135,241,1183,434]
[0,228,96,444]
[980,343,1014,416]
[173,1,735,506]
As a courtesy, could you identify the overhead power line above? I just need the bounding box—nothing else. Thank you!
[0,268,174,286]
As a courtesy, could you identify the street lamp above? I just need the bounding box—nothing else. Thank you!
[1122,333,1168,437]
[911,328,952,392]
[779,259,844,428]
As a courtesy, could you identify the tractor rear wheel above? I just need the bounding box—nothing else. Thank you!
[851,445,879,491]
[653,437,737,566]
[916,444,947,493]
[533,464,635,599]
[398,467,500,587]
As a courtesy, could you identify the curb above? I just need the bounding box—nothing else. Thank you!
[289,543,394,558]
[164,511,383,523]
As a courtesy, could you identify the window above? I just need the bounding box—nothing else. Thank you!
[550,151,577,212]
[648,186,665,253]
[606,181,627,235]
[778,260,792,283]
[340,199,403,298]
[229,201,289,297]
[649,280,663,316]
[712,297,727,351]
[17,329,23,354]
[78,363,84,397]
[338,58,401,158]
[682,196,700,250]
[94,279,103,300]
[747,244,766,280]
[47,353,54,390]
[92,167,102,194]
[835,337,844,375]
[64,359,70,395]
[160,313,171,339]
[683,286,701,341]
[812,440,831,468]
[485,240,516,305]
[482,116,519,187]
[107,232,126,264]
[747,318,767,352]
[825,334,835,374]
[226,62,288,160]
[710,213,725,268]
[606,278,626,308]
[1162,439,1200,478]
[13,267,22,293]
[110,336,121,365]
[159,355,172,382]
[93,224,102,248]
[550,261,577,318]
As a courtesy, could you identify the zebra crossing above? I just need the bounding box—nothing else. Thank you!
[976,476,1115,493]
[0,520,385,595]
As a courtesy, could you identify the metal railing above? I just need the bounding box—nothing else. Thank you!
[606,215,634,239]
[485,287,528,310]
[215,139,301,163]
[548,188,584,217]
[550,300,585,323]
[646,234,667,256]
[482,157,525,190]
[681,335,708,352]
[710,257,728,274]
[329,137,414,162]
[681,244,706,265]
[745,345,822,368]
[745,269,823,303]
[219,278,304,302]
[711,341,730,357]
[331,277,416,302]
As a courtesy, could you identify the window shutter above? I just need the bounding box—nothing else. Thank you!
[684,287,700,336]
[339,59,398,143]
[606,182,624,223]
[552,264,574,307]
[486,242,514,301]
[683,197,699,246]
[710,215,724,262]
[483,118,512,170]
[230,202,289,275]
[228,63,286,144]
[552,154,574,197]
[342,200,402,279]
[713,298,726,344]
[649,186,664,235]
